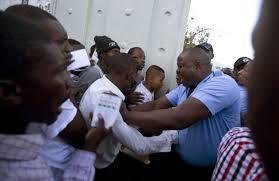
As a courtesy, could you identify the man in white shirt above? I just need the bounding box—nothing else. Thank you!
[79,53,177,179]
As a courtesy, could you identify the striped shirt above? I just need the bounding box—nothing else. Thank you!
[0,134,96,181]
[211,127,268,181]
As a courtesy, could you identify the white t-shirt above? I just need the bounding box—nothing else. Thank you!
[134,82,154,103]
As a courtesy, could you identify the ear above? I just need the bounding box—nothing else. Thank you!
[0,80,23,106]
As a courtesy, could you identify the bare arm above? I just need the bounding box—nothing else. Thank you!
[123,97,211,130]
[59,110,88,148]
[131,96,172,112]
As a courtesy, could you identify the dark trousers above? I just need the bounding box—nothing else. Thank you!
[95,150,214,181]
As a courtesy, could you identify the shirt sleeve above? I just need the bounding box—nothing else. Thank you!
[112,114,178,155]
[46,99,77,138]
[63,150,96,181]
[79,90,97,127]
[165,85,182,107]
[77,68,101,95]
[191,77,240,115]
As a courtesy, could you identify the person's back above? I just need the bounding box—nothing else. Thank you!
[212,127,267,180]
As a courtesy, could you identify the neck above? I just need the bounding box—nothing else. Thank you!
[106,74,124,92]
[97,60,107,74]
[143,81,154,93]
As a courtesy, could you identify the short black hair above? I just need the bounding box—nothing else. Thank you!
[107,53,136,74]
[0,11,51,80]
[68,39,85,51]
[5,4,57,21]
[146,65,165,80]
[127,47,144,55]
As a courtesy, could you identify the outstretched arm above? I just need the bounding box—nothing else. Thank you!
[123,97,211,130]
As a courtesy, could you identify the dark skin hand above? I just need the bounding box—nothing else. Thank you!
[83,113,110,152]
[125,91,144,105]
[59,110,88,148]
[120,101,162,136]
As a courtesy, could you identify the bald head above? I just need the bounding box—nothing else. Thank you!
[177,47,212,88]
[180,47,211,65]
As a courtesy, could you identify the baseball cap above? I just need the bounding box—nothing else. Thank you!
[94,36,120,58]
[196,42,214,53]
[234,57,252,72]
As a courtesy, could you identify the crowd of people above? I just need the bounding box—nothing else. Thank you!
[0,1,278,180]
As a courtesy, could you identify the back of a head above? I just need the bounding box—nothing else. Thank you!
[68,39,85,51]
[146,65,165,80]
[5,4,57,22]
[107,53,136,74]
[0,11,51,80]
[249,0,279,179]
[182,47,211,65]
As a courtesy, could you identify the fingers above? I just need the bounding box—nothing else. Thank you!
[132,92,144,96]
[97,114,105,128]
[128,92,144,105]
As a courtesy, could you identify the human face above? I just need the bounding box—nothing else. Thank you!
[238,62,252,87]
[43,19,73,62]
[130,49,145,71]
[176,69,182,85]
[177,52,198,88]
[21,43,72,124]
[151,73,165,91]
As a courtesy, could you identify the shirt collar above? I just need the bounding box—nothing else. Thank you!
[101,75,126,100]
[185,70,221,96]
[0,134,45,161]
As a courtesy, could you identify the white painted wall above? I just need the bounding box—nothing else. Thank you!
[0,0,191,89]
[54,0,191,89]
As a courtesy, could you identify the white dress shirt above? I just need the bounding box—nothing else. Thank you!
[134,81,154,103]
[79,75,178,169]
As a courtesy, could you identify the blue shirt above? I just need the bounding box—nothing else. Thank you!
[166,71,240,166]
[239,85,248,114]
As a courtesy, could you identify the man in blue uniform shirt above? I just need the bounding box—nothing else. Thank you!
[122,47,240,179]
